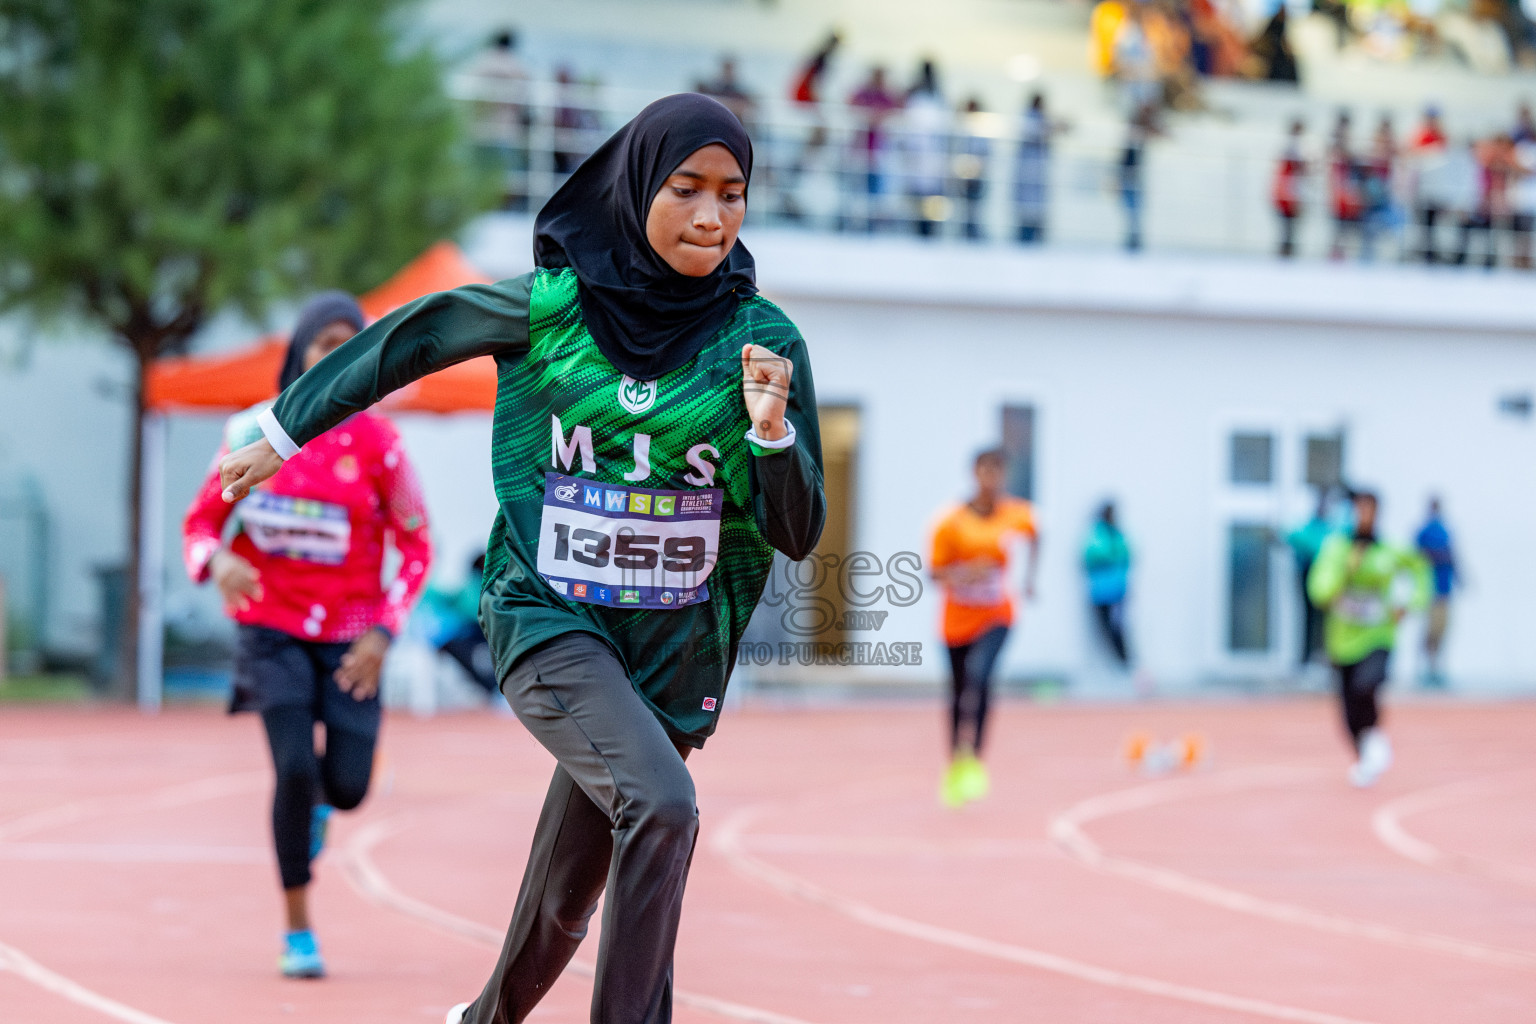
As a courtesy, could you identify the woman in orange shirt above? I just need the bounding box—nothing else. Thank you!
[929,449,1039,807]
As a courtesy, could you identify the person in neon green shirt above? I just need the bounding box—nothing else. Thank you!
[1307,490,1430,787]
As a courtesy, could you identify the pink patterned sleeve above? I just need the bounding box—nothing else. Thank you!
[183,446,234,584]
[374,424,433,636]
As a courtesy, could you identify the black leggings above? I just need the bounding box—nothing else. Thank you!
[946,626,1009,755]
[1093,601,1130,666]
[260,705,376,890]
[1335,649,1389,752]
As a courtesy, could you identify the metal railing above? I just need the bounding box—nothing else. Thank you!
[449,74,1429,261]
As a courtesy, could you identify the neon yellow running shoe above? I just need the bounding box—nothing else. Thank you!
[939,758,968,809]
[958,756,990,803]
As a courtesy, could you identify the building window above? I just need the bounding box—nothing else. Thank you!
[1000,404,1035,501]
[1305,433,1344,489]
[1228,522,1272,652]
[1230,432,1274,485]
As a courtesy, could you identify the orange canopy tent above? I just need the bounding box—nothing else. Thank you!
[144,241,498,414]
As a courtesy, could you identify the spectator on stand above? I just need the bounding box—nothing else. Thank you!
[1414,497,1459,688]
[1360,115,1402,261]
[696,56,757,127]
[1274,118,1307,258]
[1511,137,1536,267]
[785,30,842,223]
[953,97,992,241]
[1091,0,1130,79]
[845,66,903,232]
[1454,134,1516,268]
[1514,100,1536,144]
[1015,92,1066,244]
[1084,502,1133,669]
[552,65,601,175]
[465,29,530,210]
[1328,111,1367,259]
[904,59,952,238]
[1407,106,1450,263]
[1120,102,1159,252]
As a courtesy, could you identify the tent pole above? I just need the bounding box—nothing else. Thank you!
[137,413,166,713]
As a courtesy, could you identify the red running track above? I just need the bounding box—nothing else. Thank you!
[0,697,1532,1023]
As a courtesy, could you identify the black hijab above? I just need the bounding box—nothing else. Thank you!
[534,93,757,381]
[278,291,365,391]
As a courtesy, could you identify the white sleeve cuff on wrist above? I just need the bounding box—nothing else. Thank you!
[744,421,797,449]
[257,408,301,461]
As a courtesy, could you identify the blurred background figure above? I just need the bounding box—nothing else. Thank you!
[1286,489,1335,669]
[1120,102,1159,252]
[1014,92,1065,244]
[696,55,757,127]
[1328,111,1367,260]
[930,450,1040,809]
[1407,105,1451,263]
[1415,496,1460,688]
[1273,118,1308,258]
[952,97,992,241]
[1512,135,1536,268]
[1453,133,1515,268]
[1084,501,1132,670]
[844,65,903,232]
[1361,115,1402,261]
[180,293,433,978]
[1307,490,1429,788]
[904,59,951,238]
[1249,6,1300,83]
[783,29,842,222]
[1111,2,1161,114]
[421,552,498,696]
[465,28,530,210]
[551,65,602,175]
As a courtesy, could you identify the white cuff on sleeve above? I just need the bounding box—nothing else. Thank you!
[744,420,797,450]
[257,407,301,461]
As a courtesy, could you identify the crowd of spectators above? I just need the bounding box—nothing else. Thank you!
[1273,102,1536,267]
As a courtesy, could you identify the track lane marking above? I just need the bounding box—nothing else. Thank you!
[1372,774,1536,889]
[715,802,1385,1024]
[0,941,181,1024]
[340,812,822,1024]
[1049,764,1536,970]
[0,771,267,842]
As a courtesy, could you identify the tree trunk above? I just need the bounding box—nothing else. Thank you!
[111,346,151,700]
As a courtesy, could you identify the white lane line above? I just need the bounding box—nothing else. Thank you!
[1049,765,1536,970]
[340,813,822,1024]
[714,803,1385,1024]
[0,772,270,1024]
[0,842,267,864]
[0,940,181,1024]
[0,771,267,842]
[1372,774,1536,889]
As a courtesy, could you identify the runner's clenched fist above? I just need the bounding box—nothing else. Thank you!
[741,343,791,441]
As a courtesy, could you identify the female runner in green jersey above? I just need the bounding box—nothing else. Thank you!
[219,94,825,1024]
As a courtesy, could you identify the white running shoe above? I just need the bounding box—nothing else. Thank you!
[1348,760,1374,788]
[445,1003,471,1024]
[1360,728,1393,778]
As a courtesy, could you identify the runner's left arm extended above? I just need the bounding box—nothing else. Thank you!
[748,335,826,561]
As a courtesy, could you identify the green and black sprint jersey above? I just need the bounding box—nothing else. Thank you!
[270,267,825,745]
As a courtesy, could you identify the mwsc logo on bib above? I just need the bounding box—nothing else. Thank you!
[618,376,658,415]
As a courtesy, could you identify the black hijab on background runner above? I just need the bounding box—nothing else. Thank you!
[278,291,366,391]
[534,93,757,382]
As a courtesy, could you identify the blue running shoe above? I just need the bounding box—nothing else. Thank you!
[309,803,332,863]
[280,929,325,979]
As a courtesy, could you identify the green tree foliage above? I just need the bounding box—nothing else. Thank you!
[0,0,496,693]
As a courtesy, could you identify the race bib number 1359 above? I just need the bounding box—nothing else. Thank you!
[536,472,721,610]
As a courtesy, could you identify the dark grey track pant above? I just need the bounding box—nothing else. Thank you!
[464,632,699,1024]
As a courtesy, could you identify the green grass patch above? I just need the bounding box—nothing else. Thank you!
[0,673,93,703]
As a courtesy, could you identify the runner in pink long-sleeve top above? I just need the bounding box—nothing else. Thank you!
[181,291,432,980]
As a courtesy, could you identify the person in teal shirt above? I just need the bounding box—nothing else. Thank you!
[1084,501,1132,667]
[1307,490,1430,787]
[1285,489,1335,667]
